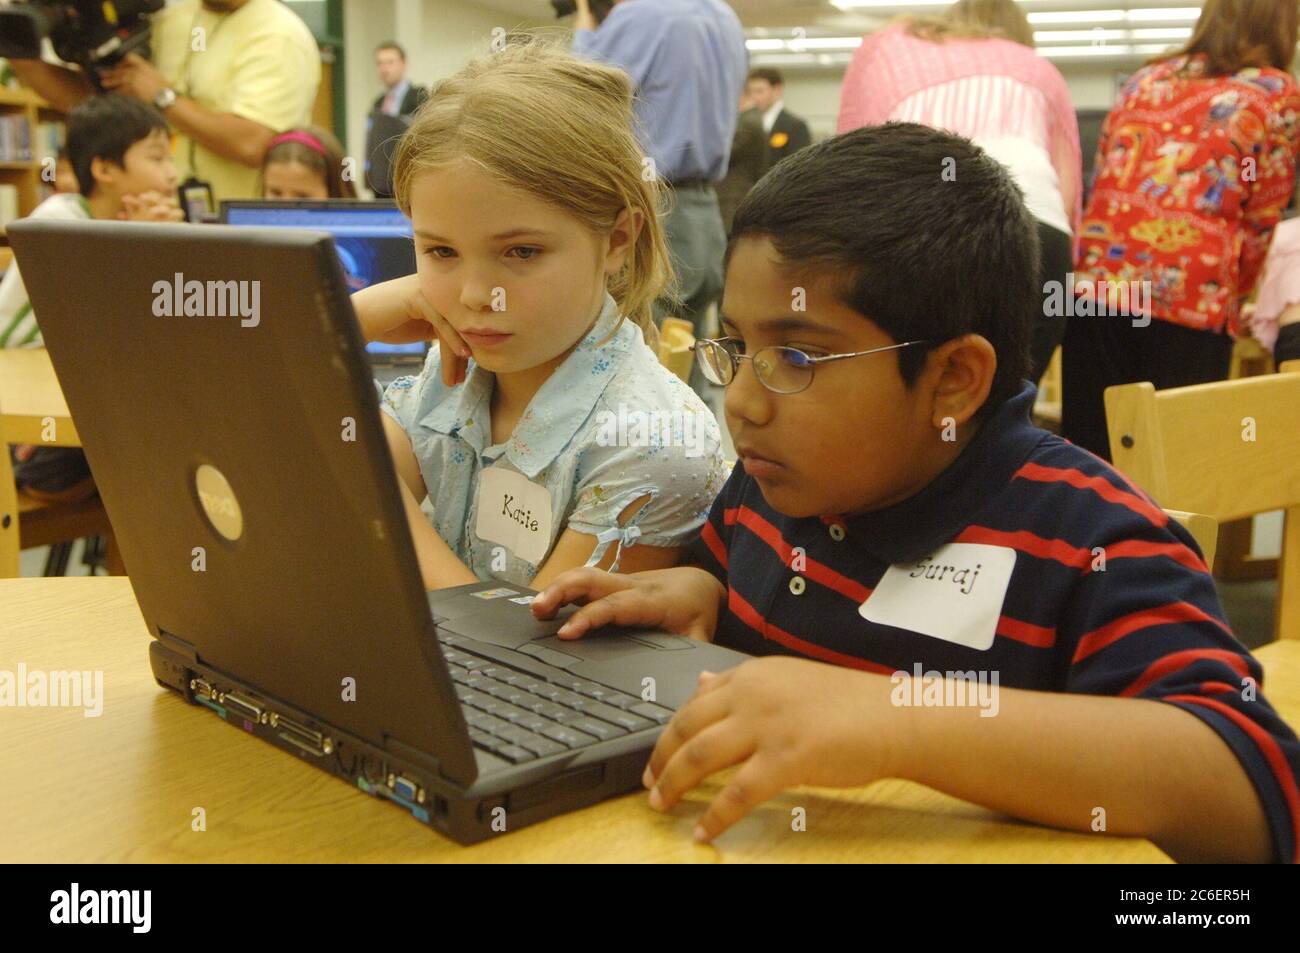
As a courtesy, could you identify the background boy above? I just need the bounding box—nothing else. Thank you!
[2,94,181,503]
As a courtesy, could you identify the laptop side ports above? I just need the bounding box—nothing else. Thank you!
[217,691,268,725]
[270,711,334,757]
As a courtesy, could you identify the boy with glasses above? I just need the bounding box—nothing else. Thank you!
[531,123,1300,864]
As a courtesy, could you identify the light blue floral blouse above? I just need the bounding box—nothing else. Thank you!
[379,291,728,586]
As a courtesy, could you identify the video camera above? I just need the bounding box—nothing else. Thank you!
[0,0,164,82]
[550,0,616,23]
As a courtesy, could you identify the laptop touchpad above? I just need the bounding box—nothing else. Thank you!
[438,604,578,648]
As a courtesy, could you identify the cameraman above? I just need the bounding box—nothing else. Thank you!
[10,0,320,201]
[571,0,746,395]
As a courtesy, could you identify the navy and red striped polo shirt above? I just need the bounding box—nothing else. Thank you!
[685,381,1300,863]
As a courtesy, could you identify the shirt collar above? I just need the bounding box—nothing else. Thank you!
[833,381,1046,565]
[417,292,632,477]
[762,101,784,132]
[418,351,494,455]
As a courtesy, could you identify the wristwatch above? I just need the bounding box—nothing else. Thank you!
[153,87,177,110]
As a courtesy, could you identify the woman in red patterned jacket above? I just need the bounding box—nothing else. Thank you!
[1063,0,1300,460]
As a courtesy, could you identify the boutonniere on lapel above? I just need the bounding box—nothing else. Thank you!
[769,131,789,149]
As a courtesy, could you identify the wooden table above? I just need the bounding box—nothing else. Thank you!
[0,577,1191,862]
[0,348,79,446]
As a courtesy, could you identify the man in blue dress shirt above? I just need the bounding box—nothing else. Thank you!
[571,0,748,395]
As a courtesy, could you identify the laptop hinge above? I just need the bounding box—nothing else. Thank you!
[384,736,456,782]
[155,627,199,664]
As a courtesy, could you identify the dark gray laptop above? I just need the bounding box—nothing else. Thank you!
[8,218,748,844]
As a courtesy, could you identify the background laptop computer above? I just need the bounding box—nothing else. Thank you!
[219,199,425,383]
[8,218,749,844]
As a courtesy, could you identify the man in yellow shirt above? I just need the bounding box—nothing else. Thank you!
[11,0,321,202]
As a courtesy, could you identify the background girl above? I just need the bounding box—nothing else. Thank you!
[260,126,357,200]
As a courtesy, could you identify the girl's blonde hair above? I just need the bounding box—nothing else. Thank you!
[393,36,673,349]
[903,0,1035,48]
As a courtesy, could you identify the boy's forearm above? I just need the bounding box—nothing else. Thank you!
[694,567,726,625]
[890,685,1274,863]
[670,565,727,641]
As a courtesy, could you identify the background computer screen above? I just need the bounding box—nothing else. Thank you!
[221,202,424,357]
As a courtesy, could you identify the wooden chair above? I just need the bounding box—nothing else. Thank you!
[1032,345,1062,430]
[0,427,18,577]
[0,418,123,578]
[657,316,695,384]
[1229,333,1275,380]
[1219,336,1281,579]
[1105,360,1300,640]
[1164,509,1219,567]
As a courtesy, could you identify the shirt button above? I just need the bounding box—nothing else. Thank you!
[788,575,806,595]
[829,524,846,541]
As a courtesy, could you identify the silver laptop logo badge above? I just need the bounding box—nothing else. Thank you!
[195,464,244,541]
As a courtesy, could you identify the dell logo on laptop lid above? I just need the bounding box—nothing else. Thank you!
[195,464,244,541]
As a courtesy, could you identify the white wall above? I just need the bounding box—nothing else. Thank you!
[1060,65,1130,110]
[343,0,396,166]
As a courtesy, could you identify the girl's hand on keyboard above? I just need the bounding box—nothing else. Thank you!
[530,567,724,642]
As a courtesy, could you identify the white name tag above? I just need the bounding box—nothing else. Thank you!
[858,543,1016,651]
[474,467,554,566]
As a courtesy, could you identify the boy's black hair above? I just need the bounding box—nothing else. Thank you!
[64,94,169,198]
[726,122,1038,416]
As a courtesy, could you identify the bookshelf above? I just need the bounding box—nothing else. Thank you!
[0,86,65,228]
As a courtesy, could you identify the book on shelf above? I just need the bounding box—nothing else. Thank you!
[0,112,32,162]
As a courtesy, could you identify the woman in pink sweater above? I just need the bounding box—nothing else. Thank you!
[838,0,1081,386]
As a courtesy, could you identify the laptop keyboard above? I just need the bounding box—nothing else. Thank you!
[436,632,676,764]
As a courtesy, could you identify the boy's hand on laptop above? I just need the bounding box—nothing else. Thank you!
[531,567,724,642]
[352,275,471,386]
[120,191,184,223]
[646,658,900,843]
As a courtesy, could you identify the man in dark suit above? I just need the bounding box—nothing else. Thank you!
[367,41,427,197]
[716,91,767,234]
[373,41,428,118]
[746,67,812,171]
